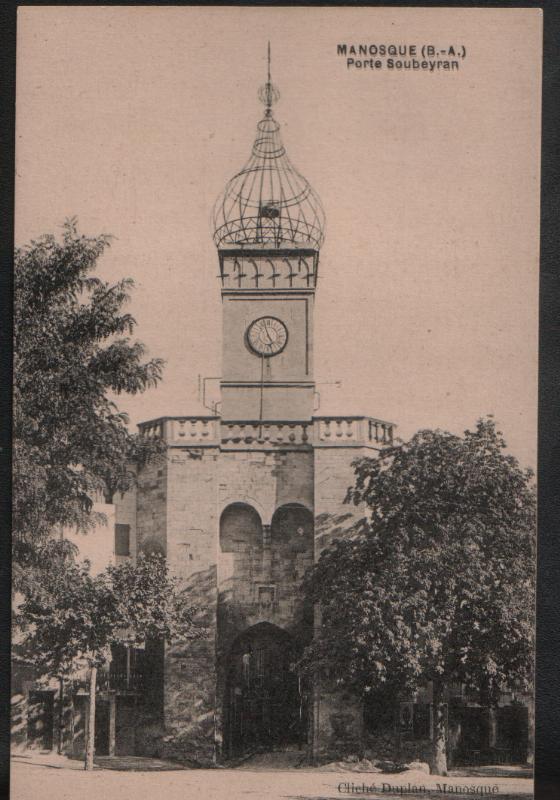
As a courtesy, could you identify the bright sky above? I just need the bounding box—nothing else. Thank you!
[15,7,541,468]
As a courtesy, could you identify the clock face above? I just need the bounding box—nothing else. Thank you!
[247,316,288,356]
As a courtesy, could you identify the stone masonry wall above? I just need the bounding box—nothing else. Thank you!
[133,455,169,754]
[162,446,220,766]
[136,455,168,557]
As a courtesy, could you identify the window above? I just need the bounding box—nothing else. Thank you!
[257,585,276,607]
[413,703,432,739]
[398,701,433,740]
[115,524,130,556]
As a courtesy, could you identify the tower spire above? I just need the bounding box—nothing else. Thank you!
[258,42,279,117]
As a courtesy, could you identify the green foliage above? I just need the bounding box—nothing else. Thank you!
[106,554,200,649]
[19,552,201,676]
[13,220,166,586]
[305,418,536,703]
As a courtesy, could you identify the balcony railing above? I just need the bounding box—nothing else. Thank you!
[138,415,394,450]
[98,669,145,693]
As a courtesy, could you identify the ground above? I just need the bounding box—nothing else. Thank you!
[10,753,534,800]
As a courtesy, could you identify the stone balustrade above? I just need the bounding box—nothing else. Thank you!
[221,421,312,447]
[314,416,394,446]
[139,418,166,440]
[138,415,394,449]
[138,417,221,446]
[166,416,221,443]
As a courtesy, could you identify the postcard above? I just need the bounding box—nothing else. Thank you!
[11,7,541,800]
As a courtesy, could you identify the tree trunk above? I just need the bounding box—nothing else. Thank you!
[57,677,64,754]
[108,694,116,757]
[431,679,448,776]
[85,664,97,771]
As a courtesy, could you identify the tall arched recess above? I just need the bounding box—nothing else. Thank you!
[270,503,314,608]
[219,502,263,607]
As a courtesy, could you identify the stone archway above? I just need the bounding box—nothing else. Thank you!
[223,623,305,759]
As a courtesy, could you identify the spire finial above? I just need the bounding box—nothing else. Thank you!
[258,42,280,117]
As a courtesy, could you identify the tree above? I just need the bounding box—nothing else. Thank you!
[305,418,535,775]
[13,220,165,590]
[19,551,201,770]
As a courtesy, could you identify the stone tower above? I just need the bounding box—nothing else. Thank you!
[135,55,394,765]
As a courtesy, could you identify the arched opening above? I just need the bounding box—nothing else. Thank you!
[223,623,306,759]
[270,503,314,588]
[219,503,262,606]
[270,503,314,553]
[220,502,262,553]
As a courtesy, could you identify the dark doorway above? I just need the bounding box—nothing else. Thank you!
[27,691,54,751]
[453,706,491,764]
[497,705,529,763]
[116,697,137,756]
[94,699,110,756]
[224,623,306,758]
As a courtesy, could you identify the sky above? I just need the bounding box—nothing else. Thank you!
[15,7,542,468]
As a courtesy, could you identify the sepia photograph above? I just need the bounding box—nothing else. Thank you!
[10,6,542,800]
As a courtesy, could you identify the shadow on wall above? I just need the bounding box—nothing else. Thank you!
[10,694,28,752]
[314,511,368,552]
[164,564,218,766]
[182,563,218,631]
[135,563,218,765]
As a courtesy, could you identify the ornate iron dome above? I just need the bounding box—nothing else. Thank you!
[212,45,326,250]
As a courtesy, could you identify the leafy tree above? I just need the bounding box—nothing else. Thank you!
[19,551,201,770]
[305,418,535,775]
[13,220,165,589]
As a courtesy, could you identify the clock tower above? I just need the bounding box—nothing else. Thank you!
[131,49,395,768]
[213,67,325,422]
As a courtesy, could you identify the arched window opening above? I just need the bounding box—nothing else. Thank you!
[220,502,262,554]
[270,503,314,554]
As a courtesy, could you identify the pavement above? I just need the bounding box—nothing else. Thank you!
[10,752,534,800]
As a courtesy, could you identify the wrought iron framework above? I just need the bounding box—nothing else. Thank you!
[213,46,326,250]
